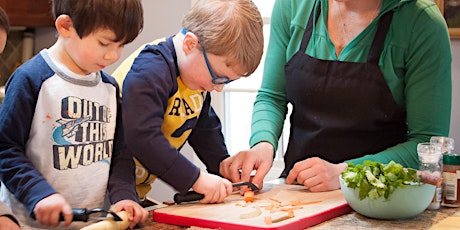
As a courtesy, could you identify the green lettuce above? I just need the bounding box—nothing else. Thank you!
[341,160,420,200]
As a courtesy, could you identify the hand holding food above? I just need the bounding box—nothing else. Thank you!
[220,142,274,193]
[112,200,149,229]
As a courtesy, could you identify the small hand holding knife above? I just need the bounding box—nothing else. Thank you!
[173,181,260,204]
[31,208,122,222]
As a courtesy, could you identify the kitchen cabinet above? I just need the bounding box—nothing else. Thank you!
[0,0,54,27]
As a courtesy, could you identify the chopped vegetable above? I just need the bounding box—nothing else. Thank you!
[244,190,255,203]
[269,197,282,203]
[239,204,262,219]
[290,200,322,206]
[341,160,420,200]
[264,210,295,225]
[264,216,273,225]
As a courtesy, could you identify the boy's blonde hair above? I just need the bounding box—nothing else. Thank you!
[182,0,263,76]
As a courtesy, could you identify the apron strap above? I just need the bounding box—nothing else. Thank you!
[367,11,394,64]
[299,1,394,65]
[299,0,320,53]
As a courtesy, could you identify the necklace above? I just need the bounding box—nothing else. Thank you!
[337,0,383,43]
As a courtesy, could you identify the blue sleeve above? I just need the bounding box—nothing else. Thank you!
[101,73,139,203]
[188,93,229,176]
[0,57,57,215]
[122,48,201,194]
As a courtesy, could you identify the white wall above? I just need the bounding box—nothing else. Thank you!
[104,0,190,74]
[449,40,460,152]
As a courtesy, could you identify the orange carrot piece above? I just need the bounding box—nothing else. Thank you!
[244,190,255,203]
[264,216,272,225]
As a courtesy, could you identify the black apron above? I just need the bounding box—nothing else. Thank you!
[282,4,407,177]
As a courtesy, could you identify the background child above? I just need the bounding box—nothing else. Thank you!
[113,0,264,204]
[0,0,148,229]
[0,6,19,230]
[0,5,7,56]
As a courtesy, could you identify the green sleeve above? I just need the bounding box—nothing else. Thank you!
[349,3,452,169]
[249,0,294,151]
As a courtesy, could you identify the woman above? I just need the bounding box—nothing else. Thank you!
[220,0,452,192]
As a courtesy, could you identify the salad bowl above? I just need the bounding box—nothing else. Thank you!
[339,161,436,220]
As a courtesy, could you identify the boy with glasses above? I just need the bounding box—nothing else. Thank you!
[113,0,263,205]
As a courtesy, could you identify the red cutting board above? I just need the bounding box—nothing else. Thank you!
[152,179,352,229]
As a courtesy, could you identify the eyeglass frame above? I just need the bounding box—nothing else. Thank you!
[200,43,234,85]
[181,28,234,85]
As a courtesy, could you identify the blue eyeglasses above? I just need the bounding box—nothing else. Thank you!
[181,28,234,85]
[200,46,234,85]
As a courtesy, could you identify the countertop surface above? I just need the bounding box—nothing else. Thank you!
[139,206,460,230]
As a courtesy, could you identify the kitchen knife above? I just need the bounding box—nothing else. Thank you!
[31,208,122,222]
[141,197,175,211]
[145,203,170,211]
[173,181,259,204]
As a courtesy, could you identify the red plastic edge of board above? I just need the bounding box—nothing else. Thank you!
[152,203,352,230]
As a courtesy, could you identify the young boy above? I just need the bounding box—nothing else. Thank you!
[0,0,148,229]
[113,0,264,204]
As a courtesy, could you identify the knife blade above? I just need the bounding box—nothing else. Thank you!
[141,197,174,211]
[145,203,170,211]
[173,181,259,204]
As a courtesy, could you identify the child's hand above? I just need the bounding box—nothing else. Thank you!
[112,200,148,229]
[192,172,233,204]
[33,193,72,227]
[0,216,20,230]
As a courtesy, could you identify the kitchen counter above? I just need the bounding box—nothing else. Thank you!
[139,206,460,230]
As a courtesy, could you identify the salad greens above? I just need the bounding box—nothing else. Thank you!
[341,160,420,200]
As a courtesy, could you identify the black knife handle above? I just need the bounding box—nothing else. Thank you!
[64,208,89,221]
[31,208,89,222]
[174,191,204,204]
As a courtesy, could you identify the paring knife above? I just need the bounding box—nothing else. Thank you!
[31,208,123,222]
[173,181,259,204]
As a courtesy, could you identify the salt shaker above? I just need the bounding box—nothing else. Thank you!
[430,136,455,169]
[418,142,442,210]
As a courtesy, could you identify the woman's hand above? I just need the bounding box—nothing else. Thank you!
[220,142,274,192]
[285,157,347,192]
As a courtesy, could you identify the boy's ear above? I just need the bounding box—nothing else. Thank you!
[55,15,75,38]
[182,33,199,55]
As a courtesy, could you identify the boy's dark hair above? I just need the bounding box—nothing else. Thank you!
[52,0,143,44]
[0,7,9,33]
